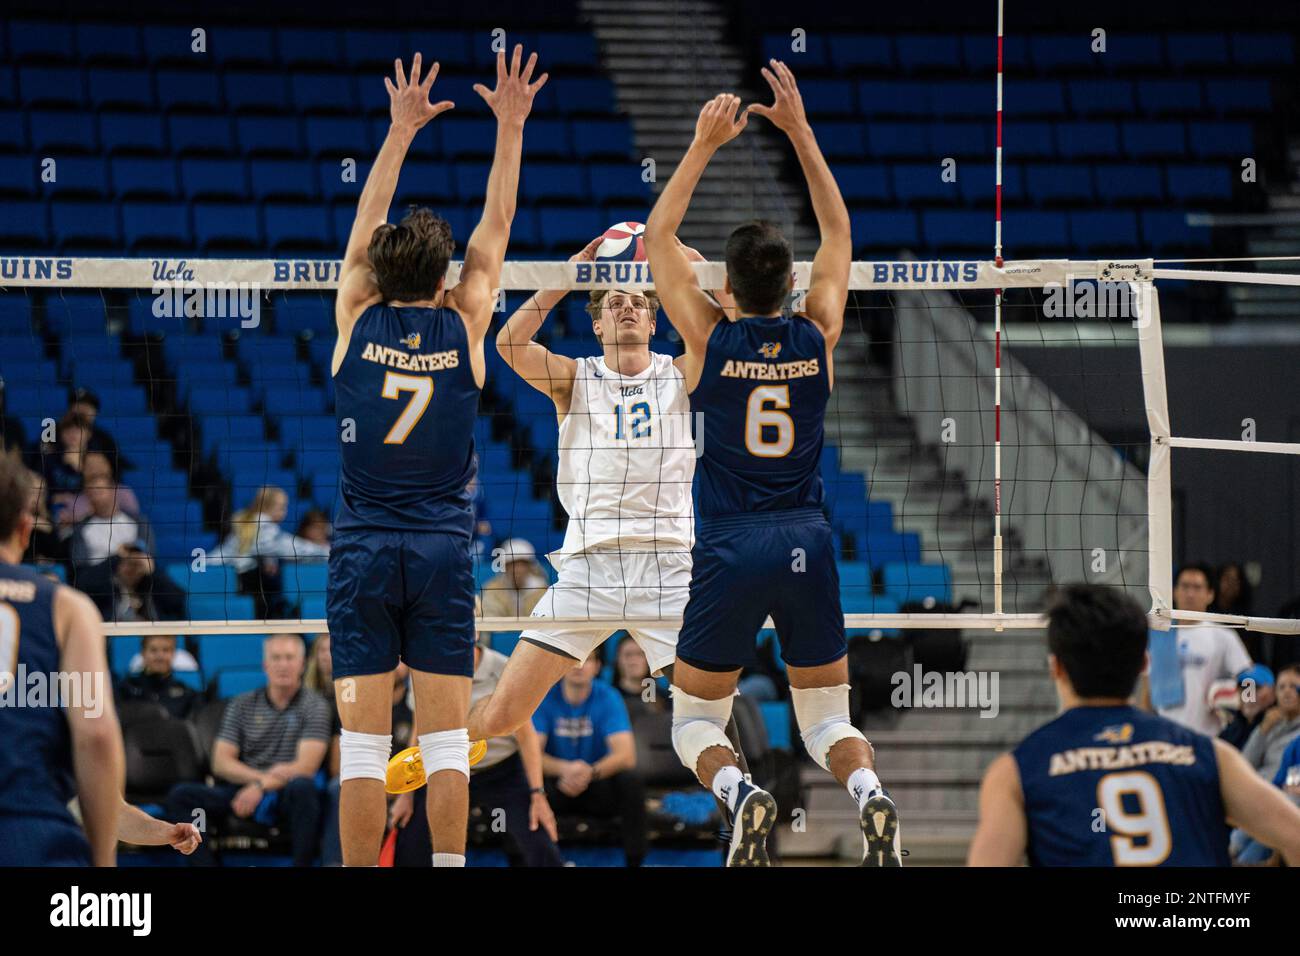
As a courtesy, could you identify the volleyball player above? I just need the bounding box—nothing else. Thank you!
[327,47,546,867]
[465,237,757,843]
[643,62,901,867]
[968,583,1300,866]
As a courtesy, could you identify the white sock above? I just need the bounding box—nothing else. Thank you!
[711,765,745,813]
[848,767,882,808]
[432,853,466,867]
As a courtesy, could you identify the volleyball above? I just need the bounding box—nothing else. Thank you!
[594,221,647,261]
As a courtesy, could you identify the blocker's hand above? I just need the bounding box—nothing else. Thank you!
[746,59,809,136]
[693,93,748,150]
[571,236,603,263]
[475,44,548,127]
[385,53,454,133]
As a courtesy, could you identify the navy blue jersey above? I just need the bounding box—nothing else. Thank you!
[0,563,79,823]
[1013,705,1230,867]
[334,304,480,535]
[690,315,829,518]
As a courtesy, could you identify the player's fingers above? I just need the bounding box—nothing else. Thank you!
[430,100,455,116]
[394,57,407,89]
[510,43,523,78]
[384,76,398,99]
[409,52,423,87]
[521,50,538,83]
[745,102,772,118]
[495,47,507,83]
[776,59,798,91]
[529,72,549,94]
[760,66,781,99]
[422,61,440,90]
[472,83,491,102]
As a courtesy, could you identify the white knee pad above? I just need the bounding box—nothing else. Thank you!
[670,686,737,780]
[791,684,867,773]
[339,729,393,782]
[419,729,470,783]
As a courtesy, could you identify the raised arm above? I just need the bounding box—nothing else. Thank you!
[644,95,748,359]
[1214,738,1300,864]
[966,752,1028,866]
[446,44,548,340]
[747,60,850,348]
[56,586,125,866]
[337,54,454,332]
[495,238,601,414]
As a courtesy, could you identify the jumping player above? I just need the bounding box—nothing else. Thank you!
[643,61,901,867]
[467,236,756,830]
[327,47,546,867]
[968,584,1300,866]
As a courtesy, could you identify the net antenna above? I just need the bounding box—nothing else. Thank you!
[992,0,1006,628]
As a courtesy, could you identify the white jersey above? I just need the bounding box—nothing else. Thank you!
[554,352,694,560]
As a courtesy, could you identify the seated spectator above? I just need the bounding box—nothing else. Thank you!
[212,486,329,618]
[40,411,93,524]
[1145,563,1253,736]
[481,538,548,626]
[612,635,665,713]
[295,509,332,548]
[389,642,562,867]
[21,467,67,567]
[1240,665,1300,783]
[76,540,186,623]
[68,464,153,574]
[161,634,330,866]
[0,381,27,459]
[67,387,123,470]
[533,651,646,867]
[1220,664,1276,750]
[116,635,200,719]
[66,451,139,525]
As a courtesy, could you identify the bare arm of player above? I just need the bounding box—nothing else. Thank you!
[513,719,558,839]
[446,44,549,345]
[116,801,202,855]
[496,237,601,412]
[55,586,125,866]
[967,752,1028,866]
[644,95,747,373]
[336,54,454,341]
[1213,737,1300,864]
[748,60,850,355]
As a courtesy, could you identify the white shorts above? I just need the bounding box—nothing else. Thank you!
[521,546,691,675]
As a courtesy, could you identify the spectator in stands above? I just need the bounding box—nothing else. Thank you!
[68,463,153,570]
[390,641,562,867]
[67,451,139,524]
[116,635,200,719]
[1212,561,1262,661]
[612,635,664,713]
[161,634,330,866]
[481,538,547,628]
[1220,664,1276,750]
[21,467,67,567]
[0,381,26,460]
[67,388,123,471]
[1145,563,1253,736]
[212,486,329,618]
[1240,664,1300,784]
[40,411,92,523]
[76,540,186,624]
[295,509,332,548]
[533,651,646,867]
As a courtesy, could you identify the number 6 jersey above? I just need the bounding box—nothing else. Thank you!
[333,304,480,536]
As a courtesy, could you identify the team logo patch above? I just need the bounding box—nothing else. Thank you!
[402,332,421,350]
[758,341,782,359]
[1094,723,1135,744]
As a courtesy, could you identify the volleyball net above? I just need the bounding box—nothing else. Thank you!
[3,256,1298,655]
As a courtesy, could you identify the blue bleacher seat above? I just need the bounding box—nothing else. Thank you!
[52,201,120,247]
[572,119,634,159]
[169,114,235,154]
[224,71,290,112]
[264,204,334,251]
[76,23,143,63]
[193,203,261,247]
[405,30,472,68]
[237,115,304,155]
[524,119,571,159]
[18,66,84,108]
[189,384,254,415]
[1204,79,1271,115]
[304,116,371,157]
[921,210,991,250]
[1187,121,1253,158]
[277,28,344,67]
[765,33,828,70]
[217,669,267,698]
[1070,209,1140,251]
[856,80,928,117]
[341,29,404,67]
[1055,121,1119,159]
[1230,33,1293,67]
[1067,79,1136,116]
[1136,79,1202,115]
[534,32,599,67]
[31,110,97,152]
[99,112,165,154]
[249,159,316,201]
[109,637,140,675]
[1004,80,1066,117]
[894,35,962,71]
[1099,33,1165,72]
[291,73,357,113]
[1141,210,1209,249]
[197,634,266,674]
[798,79,856,116]
[141,24,202,63]
[552,77,616,114]
[866,122,927,158]
[927,121,987,156]
[881,562,952,604]
[1121,120,1186,158]
[88,68,153,110]
[1025,163,1094,202]
[209,27,276,65]
[111,157,178,198]
[122,202,190,250]
[281,563,328,608]
[1030,35,1101,69]
[0,200,49,244]
[188,593,257,621]
[1166,164,1232,201]
[1166,34,1229,68]
[1001,209,1068,252]
[892,164,954,202]
[835,163,891,202]
[852,210,918,251]
[1094,164,1163,201]
[155,69,221,111]
[51,157,110,197]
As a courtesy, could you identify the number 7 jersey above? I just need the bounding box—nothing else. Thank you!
[333,303,480,535]
[690,314,829,518]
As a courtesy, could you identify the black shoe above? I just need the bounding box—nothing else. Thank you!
[860,791,902,867]
[725,780,778,867]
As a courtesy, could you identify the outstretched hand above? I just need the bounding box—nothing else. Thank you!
[570,236,604,263]
[474,43,549,126]
[693,93,748,150]
[746,59,809,136]
[385,53,454,133]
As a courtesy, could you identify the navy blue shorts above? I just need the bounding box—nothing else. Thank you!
[327,529,476,678]
[677,508,846,671]
[0,812,91,866]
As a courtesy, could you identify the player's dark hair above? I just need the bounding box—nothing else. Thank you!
[724,220,792,316]
[1175,562,1215,592]
[367,207,454,303]
[1046,584,1149,699]
[0,453,33,542]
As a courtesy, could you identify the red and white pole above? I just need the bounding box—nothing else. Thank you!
[993,0,1005,625]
